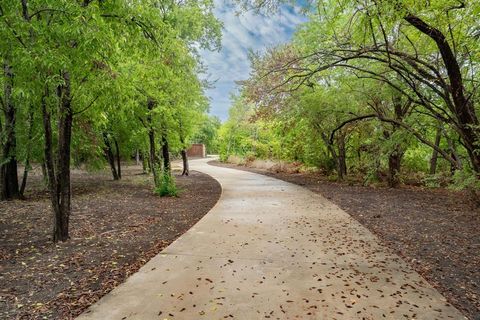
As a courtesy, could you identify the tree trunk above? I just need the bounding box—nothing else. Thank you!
[386,97,407,187]
[40,73,73,242]
[161,133,171,175]
[53,71,73,242]
[103,133,119,180]
[405,15,480,174]
[41,162,48,187]
[136,149,140,166]
[446,134,462,174]
[429,125,442,175]
[148,131,155,173]
[146,98,159,186]
[181,149,189,176]
[20,106,35,196]
[113,137,121,179]
[180,135,189,176]
[18,3,36,197]
[387,147,403,188]
[142,150,147,173]
[320,132,339,175]
[42,87,61,242]
[19,156,30,197]
[336,132,347,180]
[1,62,20,200]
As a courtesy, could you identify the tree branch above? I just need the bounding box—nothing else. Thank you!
[377,115,459,168]
[73,95,100,116]
[329,114,377,144]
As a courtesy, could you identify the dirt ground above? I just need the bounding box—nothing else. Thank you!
[210,160,480,320]
[0,165,221,320]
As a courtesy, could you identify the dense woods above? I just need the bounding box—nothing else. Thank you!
[0,0,221,241]
[221,0,479,196]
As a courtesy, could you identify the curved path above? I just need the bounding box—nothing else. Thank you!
[78,158,465,320]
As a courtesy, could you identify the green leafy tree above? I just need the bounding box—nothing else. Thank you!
[0,0,221,241]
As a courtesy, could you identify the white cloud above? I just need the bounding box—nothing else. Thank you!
[200,0,307,121]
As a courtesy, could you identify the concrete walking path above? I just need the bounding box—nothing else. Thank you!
[77,158,465,320]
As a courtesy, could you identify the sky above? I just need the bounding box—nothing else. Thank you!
[200,0,307,121]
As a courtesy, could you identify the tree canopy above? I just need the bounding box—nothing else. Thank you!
[0,0,221,241]
[220,0,479,191]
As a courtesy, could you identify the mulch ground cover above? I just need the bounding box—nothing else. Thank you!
[0,166,221,320]
[210,160,480,320]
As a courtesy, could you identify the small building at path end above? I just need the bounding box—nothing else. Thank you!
[186,144,206,158]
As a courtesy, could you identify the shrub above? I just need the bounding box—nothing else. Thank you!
[155,172,178,197]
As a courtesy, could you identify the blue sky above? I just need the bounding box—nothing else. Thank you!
[200,0,307,121]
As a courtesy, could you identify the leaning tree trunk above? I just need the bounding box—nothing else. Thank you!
[181,149,189,176]
[113,137,121,179]
[429,125,442,175]
[20,106,35,196]
[102,133,119,180]
[405,14,480,174]
[1,62,20,200]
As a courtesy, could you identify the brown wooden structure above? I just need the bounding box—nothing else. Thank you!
[186,144,206,158]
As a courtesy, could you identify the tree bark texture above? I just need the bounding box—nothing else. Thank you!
[20,106,35,195]
[387,147,404,188]
[41,73,73,242]
[161,132,171,175]
[181,149,189,176]
[53,71,73,242]
[336,131,347,180]
[103,133,119,180]
[146,98,159,186]
[114,137,121,179]
[1,62,20,200]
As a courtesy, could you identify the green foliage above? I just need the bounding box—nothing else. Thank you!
[220,0,480,188]
[0,0,221,189]
[451,169,480,192]
[218,95,281,161]
[192,115,221,154]
[155,172,179,197]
